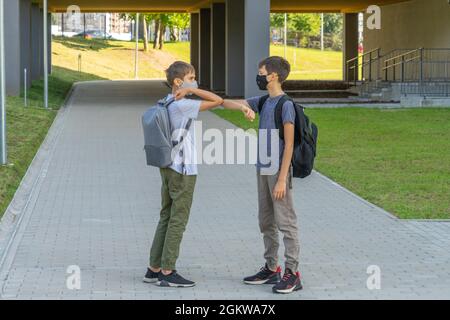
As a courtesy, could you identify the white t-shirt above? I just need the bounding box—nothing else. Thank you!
[166,94,201,175]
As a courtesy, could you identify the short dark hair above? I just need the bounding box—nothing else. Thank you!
[165,61,195,86]
[258,56,291,83]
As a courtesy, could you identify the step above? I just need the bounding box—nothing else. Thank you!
[283,80,351,91]
[284,90,356,99]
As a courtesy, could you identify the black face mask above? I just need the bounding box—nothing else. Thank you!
[256,74,269,90]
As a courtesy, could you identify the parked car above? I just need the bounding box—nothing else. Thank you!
[272,35,284,45]
[75,30,112,39]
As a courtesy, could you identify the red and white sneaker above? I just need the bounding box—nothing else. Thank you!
[272,268,303,294]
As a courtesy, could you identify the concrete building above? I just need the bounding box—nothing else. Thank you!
[109,13,130,34]
[53,13,131,36]
[1,0,450,98]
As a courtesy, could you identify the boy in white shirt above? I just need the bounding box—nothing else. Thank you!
[144,61,255,287]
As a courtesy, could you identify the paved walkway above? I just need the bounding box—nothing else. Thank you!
[0,81,449,300]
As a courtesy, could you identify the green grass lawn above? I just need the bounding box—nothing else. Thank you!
[0,66,104,217]
[213,107,450,220]
[52,37,342,81]
[270,45,342,80]
[52,37,190,80]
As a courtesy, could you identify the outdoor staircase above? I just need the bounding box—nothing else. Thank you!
[357,80,396,102]
[347,47,450,105]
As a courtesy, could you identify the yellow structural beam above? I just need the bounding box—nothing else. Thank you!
[33,0,411,13]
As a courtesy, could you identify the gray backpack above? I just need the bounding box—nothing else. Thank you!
[141,97,192,168]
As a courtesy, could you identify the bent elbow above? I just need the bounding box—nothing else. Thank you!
[216,98,225,106]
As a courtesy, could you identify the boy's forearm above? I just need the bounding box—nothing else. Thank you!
[223,99,250,111]
[278,123,295,182]
[279,144,293,182]
[191,88,223,104]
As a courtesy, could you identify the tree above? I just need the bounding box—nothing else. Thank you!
[146,13,170,50]
[286,13,321,46]
[120,13,151,51]
[167,13,190,42]
[142,17,149,52]
[158,14,170,50]
[270,13,342,50]
[154,19,161,49]
[120,13,190,50]
[323,13,343,35]
[270,13,287,44]
[270,13,321,45]
[288,13,321,36]
[145,13,161,49]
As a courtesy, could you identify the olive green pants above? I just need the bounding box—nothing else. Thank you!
[149,168,197,270]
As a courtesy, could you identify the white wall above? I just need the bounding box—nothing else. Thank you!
[364,0,450,53]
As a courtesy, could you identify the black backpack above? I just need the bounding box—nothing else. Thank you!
[257,94,318,178]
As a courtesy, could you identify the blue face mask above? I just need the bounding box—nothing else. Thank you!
[180,80,199,91]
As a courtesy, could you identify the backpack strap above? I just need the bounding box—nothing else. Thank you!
[176,118,193,146]
[163,96,192,147]
[276,97,315,148]
[176,118,193,175]
[164,97,176,108]
[257,94,270,113]
[274,94,292,141]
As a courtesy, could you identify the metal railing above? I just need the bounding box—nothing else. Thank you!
[346,48,381,86]
[380,48,450,83]
[419,48,450,82]
[348,47,450,97]
[401,81,450,97]
[346,48,414,85]
[385,48,450,96]
[382,48,423,82]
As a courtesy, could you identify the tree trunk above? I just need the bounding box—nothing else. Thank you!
[153,19,160,49]
[142,17,149,52]
[170,26,178,42]
[159,23,165,50]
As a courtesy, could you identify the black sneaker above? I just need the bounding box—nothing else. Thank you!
[243,264,282,285]
[143,268,160,283]
[156,270,196,288]
[272,268,303,294]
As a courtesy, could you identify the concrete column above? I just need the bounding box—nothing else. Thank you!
[4,0,21,95]
[244,0,270,97]
[199,8,211,88]
[210,3,226,91]
[4,0,36,94]
[190,13,199,75]
[47,12,52,74]
[31,4,43,81]
[39,9,44,77]
[343,13,359,82]
[20,0,32,88]
[225,0,244,97]
[225,0,270,98]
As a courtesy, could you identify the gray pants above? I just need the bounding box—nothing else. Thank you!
[257,169,300,272]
